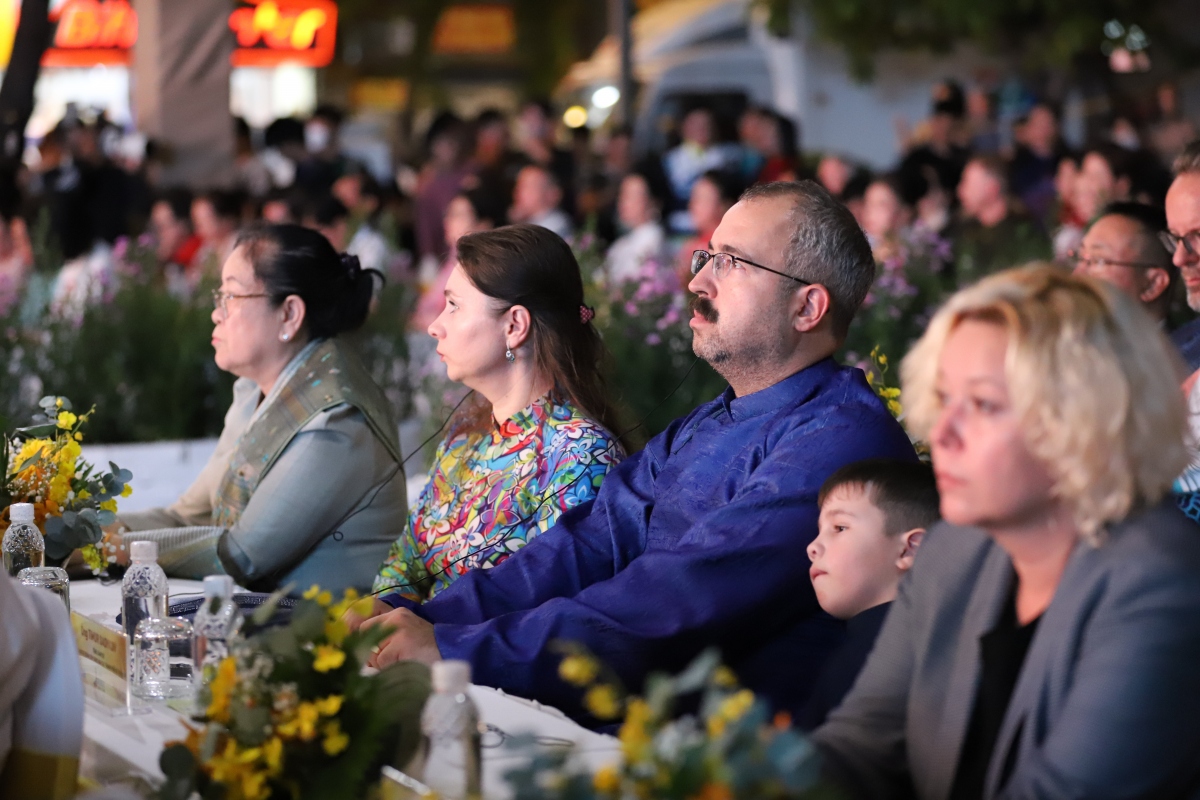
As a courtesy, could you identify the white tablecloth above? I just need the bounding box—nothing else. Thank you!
[71,578,619,797]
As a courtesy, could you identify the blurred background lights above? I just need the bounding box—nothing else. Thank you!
[563,105,588,128]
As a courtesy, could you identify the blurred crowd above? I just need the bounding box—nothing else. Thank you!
[0,78,1195,329]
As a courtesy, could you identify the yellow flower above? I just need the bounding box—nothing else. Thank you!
[56,410,78,429]
[887,399,903,417]
[618,698,653,761]
[324,618,349,646]
[328,588,369,622]
[878,354,888,366]
[322,721,350,756]
[707,689,755,737]
[99,498,118,514]
[261,736,283,773]
[120,484,132,498]
[80,544,105,574]
[206,657,238,722]
[879,387,901,399]
[241,769,269,800]
[77,488,91,500]
[712,666,738,688]
[314,695,343,717]
[73,432,83,442]
[558,654,600,687]
[303,584,333,606]
[592,764,621,794]
[277,702,320,740]
[312,645,345,673]
[584,684,621,720]
[55,398,63,408]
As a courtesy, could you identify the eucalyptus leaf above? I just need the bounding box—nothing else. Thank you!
[672,648,721,694]
[159,743,196,780]
[43,515,64,537]
[289,600,327,642]
[97,509,116,526]
[230,701,271,746]
[250,585,291,627]
[13,451,43,474]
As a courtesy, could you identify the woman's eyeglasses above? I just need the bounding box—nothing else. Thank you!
[212,289,270,314]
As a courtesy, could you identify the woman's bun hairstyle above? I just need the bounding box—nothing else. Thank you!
[235,223,382,339]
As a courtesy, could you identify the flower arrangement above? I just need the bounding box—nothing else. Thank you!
[502,646,831,800]
[0,395,133,572]
[586,258,726,437]
[157,586,431,800]
[843,224,950,369]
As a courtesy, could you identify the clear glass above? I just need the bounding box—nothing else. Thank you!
[17,566,69,613]
[2,520,44,577]
[133,617,194,700]
[121,559,169,642]
[420,689,483,800]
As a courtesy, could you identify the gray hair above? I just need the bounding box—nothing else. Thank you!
[1173,139,1200,175]
[739,180,875,339]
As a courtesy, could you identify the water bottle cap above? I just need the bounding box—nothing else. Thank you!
[432,660,471,693]
[9,503,34,524]
[203,574,234,599]
[130,540,157,562]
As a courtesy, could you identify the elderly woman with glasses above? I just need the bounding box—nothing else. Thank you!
[107,224,406,594]
[814,265,1200,799]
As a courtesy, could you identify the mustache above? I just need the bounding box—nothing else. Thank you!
[690,296,718,323]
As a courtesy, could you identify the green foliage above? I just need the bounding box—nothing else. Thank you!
[507,646,834,800]
[161,588,432,800]
[34,279,235,443]
[801,0,1184,80]
[576,239,727,444]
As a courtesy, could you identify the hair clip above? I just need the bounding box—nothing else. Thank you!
[580,304,595,324]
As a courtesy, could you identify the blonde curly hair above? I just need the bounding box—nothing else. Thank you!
[901,264,1188,545]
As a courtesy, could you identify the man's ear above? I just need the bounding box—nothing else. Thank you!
[793,284,832,334]
[1139,267,1171,305]
[896,527,925,571]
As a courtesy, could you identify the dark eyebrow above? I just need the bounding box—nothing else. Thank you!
[710,241,751,258]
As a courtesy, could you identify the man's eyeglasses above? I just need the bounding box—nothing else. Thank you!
[212,289,270,314]
[1068,249,1167,271]
[690,250,810,285]
[1159,229,1200,258]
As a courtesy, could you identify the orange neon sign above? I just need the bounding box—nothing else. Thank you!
[229,0,338,68]
[44,0,137,67]
[0,0,338,69]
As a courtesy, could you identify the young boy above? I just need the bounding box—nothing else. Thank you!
[798,458,940,729]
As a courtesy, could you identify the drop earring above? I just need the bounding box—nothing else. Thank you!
[505,347,515,363]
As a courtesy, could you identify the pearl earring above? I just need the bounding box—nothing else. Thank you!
[505,347,515,363]
[281,333,290,342]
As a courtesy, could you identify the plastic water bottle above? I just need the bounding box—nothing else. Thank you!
[192,575,241,676]
[419,660,483,800]
[2,503,43,577]
[122,540,168,643]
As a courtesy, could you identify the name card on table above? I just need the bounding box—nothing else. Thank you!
[71,611,126,678]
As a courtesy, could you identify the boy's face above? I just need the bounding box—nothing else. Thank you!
[808,484,911,620]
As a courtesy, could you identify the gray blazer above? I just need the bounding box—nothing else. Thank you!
[813,502,1200,800]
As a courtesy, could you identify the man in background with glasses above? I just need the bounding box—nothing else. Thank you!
[361,181,917,726]
[1165,141,1200,373]
[1070,201,1175,328]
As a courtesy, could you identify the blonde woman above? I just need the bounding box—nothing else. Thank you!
[814,265,1200,799]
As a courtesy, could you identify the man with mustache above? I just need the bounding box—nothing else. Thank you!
[359,181,918,723]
